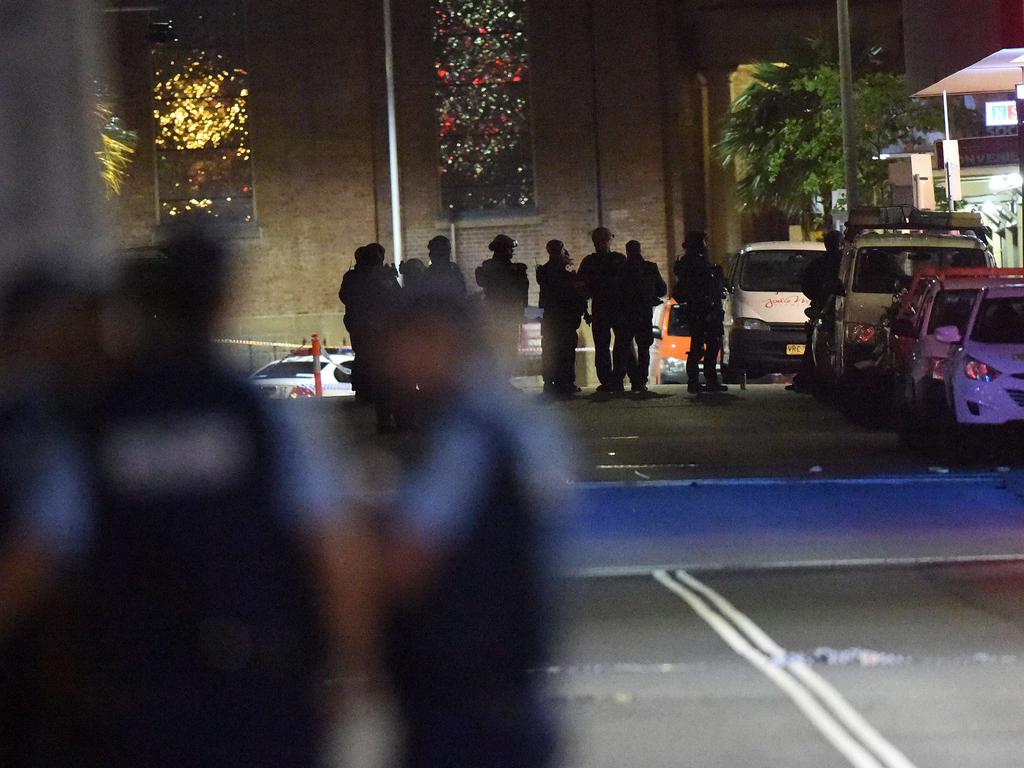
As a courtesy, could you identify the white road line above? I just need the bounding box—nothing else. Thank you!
[570,553,1024,579]
[652,570,885,768]
[673,570,917,768]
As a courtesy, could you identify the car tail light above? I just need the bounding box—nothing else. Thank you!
[927,357,946,381]
[964,357,1000,382]
[846,323,877,345]
[288,385,316,398]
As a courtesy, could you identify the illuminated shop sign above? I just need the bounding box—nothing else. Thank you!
[986,100,1017,127]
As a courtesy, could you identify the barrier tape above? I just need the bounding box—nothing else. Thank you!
[214,338,306,349]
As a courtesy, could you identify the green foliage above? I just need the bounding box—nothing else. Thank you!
[716,37,944,223]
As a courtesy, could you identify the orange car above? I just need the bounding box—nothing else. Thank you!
[651,298,692,384]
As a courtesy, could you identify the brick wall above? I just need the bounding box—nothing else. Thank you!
[104,0,684,337]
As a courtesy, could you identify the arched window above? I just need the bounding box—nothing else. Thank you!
[434,0,534,214]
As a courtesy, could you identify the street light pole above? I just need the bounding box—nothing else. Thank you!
[837,0,858,209]
[382,0,404,273]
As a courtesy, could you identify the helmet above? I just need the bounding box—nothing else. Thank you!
[488,233,518,251]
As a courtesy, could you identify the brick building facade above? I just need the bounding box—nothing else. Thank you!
[102,0,902,345]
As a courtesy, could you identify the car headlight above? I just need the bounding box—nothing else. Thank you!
[964,357,1001,382]
[846,323,878,345]
[738,317,771,332]
[662,356,686,371]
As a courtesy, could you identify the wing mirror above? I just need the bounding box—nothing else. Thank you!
[652,326,662,340]
[934,325,962,345]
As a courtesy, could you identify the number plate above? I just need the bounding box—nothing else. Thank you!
[786,344,806,356]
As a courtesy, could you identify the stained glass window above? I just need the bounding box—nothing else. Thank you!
[150,1,254,226]
[434,0,534,213]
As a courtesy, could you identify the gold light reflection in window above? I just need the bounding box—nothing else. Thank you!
[153,52,249,156]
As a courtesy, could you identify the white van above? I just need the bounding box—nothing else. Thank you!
[723,241,825,378]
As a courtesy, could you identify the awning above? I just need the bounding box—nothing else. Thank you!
[914,48,1024,97]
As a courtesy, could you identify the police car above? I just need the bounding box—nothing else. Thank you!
[249,350,355,398]
[940,284,1024,430]
[888,268,1024,449]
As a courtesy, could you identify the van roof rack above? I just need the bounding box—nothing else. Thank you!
[846,206,990,243]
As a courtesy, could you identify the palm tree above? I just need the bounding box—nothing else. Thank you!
[717,36,942,230]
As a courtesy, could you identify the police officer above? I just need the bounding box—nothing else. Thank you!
[0,231,377,768]
[340,244,401,429]
[578,227,627,392]
[674,231,727,393]
[475,234,529,364]
[536,239,586,396]
[791,229,844,393]
[382,295,570,768]
[620,240,667,393]
[422,235,467,299]
[400,257,427,294]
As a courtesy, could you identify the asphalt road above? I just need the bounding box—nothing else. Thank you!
[554,563,1024,768]
[332,383,1024,767]
[534,382,1019,481]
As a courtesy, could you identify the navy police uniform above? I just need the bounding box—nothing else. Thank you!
[8,359,351,768]
[675,254,726,391]
[578,250,628,388]
[536,260,585,393]
[387,378,570,768]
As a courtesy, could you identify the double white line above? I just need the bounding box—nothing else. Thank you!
[654,570,917,768]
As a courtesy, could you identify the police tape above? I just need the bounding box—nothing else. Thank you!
[214,338,306,349]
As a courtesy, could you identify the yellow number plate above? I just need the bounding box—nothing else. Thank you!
[786,344,806,356]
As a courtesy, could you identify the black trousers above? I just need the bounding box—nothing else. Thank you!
[624,326,654,387]
[794,319,815,388]
[592,315,628,386]
[687,316,723,385]
[541,316,578,389]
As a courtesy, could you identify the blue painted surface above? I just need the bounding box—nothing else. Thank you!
[567,474,1024,542]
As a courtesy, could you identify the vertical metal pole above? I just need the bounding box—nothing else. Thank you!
[587,0,604,226]
[837,0,858,208]
[942,90,951,141]
[943,90,953,212]
[382,0,403,271]
[1016,83,1024,267]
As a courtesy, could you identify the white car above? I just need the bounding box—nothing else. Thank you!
[250,352,355,398]
[941,285,1024,427]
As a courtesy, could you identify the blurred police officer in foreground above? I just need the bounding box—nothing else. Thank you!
[475,234,529,367]
[0,269,109,768]
[791,229,844,393]
[674,231,728,393]
[620,240,667,393]
[536,240,586,396]
[0,230,379,768]
[382,293,571,768]
[578,227,627,393]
